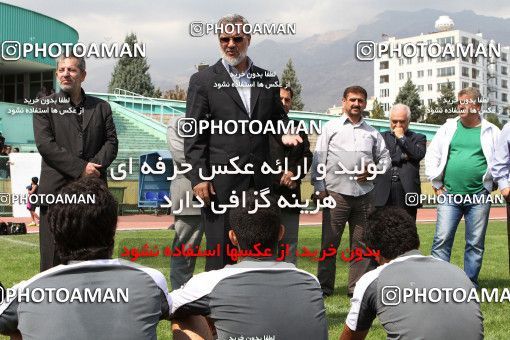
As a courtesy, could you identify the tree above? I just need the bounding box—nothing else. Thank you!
[424,82,457,125]
[485,113,503,129]
[370,98,386,119]
[108,33,157,97]
[153,87,162,98]
[394,79,425,122]
[162,85,187,101]
[281,58,304,110]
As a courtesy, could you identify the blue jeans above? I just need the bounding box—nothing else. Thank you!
[431,189,491,287]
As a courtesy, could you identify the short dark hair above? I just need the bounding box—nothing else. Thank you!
[364,207,420,260]
[48,177,118,264]
[281,85,294,98]
[229,190,281,251]
[343,85,367,100]
[56,53,86,72]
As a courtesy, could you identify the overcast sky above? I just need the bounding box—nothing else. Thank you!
[4,0,510,92]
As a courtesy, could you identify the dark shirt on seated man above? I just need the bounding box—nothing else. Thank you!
[340,207,484,340]
[0,177,171,340]
[170,190,328,340]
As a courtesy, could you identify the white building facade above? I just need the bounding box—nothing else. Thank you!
[374,16,510,123]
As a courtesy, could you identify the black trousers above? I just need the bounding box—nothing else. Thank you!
[39,206,61,271]
[386,180,417,220]
[202,176,256,271]
[202,206,236,271]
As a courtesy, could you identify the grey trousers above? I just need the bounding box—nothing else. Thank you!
[279,210,300,265]
[317,191,377,296]
[170,215,204,290]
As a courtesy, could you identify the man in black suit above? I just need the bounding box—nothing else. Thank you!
[374,103,426,220]
[269,86,312,264]
[184,14,301,270]
[33,54,118,271]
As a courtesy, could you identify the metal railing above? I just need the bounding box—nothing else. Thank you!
[112,88,184,125]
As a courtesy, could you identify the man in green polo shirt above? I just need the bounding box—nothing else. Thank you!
[425,87,500,287]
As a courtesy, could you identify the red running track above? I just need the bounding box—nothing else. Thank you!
[1,207,507,234]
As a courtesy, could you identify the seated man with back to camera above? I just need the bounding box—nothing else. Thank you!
[340,207,483,340]
[170,190,328,340]
[0,177,171,340]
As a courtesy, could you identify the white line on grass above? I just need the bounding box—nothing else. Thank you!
[0,237,38,247]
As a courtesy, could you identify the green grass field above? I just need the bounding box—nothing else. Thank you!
[1,222,509,339]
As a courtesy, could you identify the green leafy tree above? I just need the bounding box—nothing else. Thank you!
[370,98,386,119]
[153,87,162,98]
[108,33,157,97]
[424,82,457,125]
[485,113,503,129]
[394,79,425,122]
[281,58,304,110]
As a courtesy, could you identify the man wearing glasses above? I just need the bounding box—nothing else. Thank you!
[184,14,301,270]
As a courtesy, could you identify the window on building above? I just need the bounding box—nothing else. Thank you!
[462,82,470,89]
[437,36,454,45]
[503,79,508,89]
[28,71,53,101]
[472,68,478,79]
[406,58,412,65]
[472,82,479,88]
[437,82,455,91]
[418,57,424,63]
[502,53,508,62]
[399,73,404,80]
[502,66,508,75]
[406,72,412,79]
[418,70,424,78]
[438,55,455,62]
[428,69,433,76]
[503,93,508,102]
[437,66,455,77]
[417,85,424,92]
[399,59,404,66]
[428,99,433,105]
[428,84,433,91]
[380,75,389,83]
[462,67,469,77]
[380,61,389,70]
[380,89,390,97]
